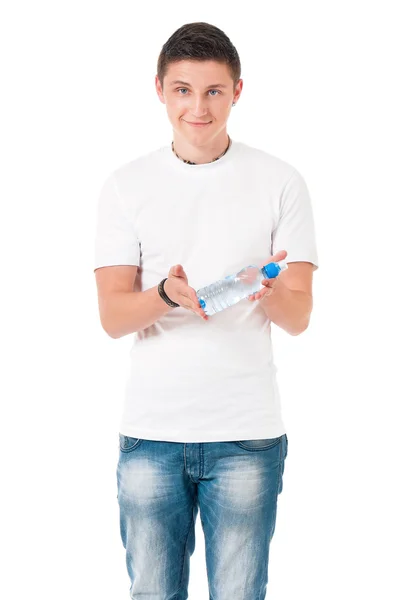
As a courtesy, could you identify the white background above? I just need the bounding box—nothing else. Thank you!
[1,1,397,598]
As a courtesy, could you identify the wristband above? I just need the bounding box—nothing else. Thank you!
[158,278,180,308]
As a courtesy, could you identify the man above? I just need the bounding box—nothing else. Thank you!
[94,21,318,600]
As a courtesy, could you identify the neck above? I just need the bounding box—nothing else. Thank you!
[172,130,230,165]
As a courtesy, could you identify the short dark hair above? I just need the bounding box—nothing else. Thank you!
[157,22,241,91]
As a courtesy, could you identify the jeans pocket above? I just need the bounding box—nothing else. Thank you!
[234,436,282,451]
[119,433,143,452]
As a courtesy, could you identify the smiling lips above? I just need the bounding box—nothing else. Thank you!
[185,121,212,127]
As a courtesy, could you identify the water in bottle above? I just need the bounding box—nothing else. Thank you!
[196,259,288,316]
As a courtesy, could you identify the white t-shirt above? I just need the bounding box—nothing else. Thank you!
[94,138,319,443]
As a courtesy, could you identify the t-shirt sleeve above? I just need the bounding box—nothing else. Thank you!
[93,172,141,271]
[271,168,319,271]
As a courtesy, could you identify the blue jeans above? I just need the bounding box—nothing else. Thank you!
[117,433,288,600]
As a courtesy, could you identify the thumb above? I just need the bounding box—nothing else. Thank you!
[269,250,287,263]
[172,264,184,275]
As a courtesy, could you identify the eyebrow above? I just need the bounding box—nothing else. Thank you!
[169,80,228,88]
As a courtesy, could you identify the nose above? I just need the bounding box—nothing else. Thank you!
[189,96,210,118]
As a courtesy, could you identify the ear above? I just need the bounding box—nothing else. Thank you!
[155,75,165,104]
[233,78,244,103]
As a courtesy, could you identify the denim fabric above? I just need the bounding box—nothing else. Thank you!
[117,433,288,599]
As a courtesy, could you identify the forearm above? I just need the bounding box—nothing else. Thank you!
[103,286,174,339]
[259,281,313,336]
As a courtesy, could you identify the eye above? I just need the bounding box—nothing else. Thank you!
[176,88,221,96]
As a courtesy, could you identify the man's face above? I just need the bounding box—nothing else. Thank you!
[156,60,242,145]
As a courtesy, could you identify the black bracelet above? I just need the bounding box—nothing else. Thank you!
[158,278,180,307]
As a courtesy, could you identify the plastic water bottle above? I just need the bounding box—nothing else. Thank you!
[196,259,288,316]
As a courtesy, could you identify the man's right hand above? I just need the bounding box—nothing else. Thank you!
[164,264,209,321]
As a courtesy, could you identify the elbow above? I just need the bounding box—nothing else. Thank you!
[102,324,118,339]
[290,318,311,336]
[100,316,119,339]
[105,323,124,339]
[294,305,313,336]
[107,330,119,339]
[104,325,131,339]
[290,329,305,337]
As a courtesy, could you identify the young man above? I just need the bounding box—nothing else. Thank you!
[94,21,318,600]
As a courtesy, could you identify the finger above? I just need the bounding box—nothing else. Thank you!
[172,264,186,277]
[252,284,275,301]
[182,292,208,320]
[194,304,208,319]
[187,291,202,311]
[190,291,207,313]
[264,250,287,273]
[261,287,274,298]
[262,279,276,288]
[184,302,207,319]
[271,250,287,261]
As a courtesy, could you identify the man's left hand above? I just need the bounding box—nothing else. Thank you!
[247,250,287,302]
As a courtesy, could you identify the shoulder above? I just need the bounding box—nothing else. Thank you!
[110,145,166,182]
[234,141,299,183]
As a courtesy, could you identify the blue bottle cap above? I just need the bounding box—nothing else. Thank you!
[199,298,206,309]
[261,262,281,279]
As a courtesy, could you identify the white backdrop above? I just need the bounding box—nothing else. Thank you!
[1,1,397,599]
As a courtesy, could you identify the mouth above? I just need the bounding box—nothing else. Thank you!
[184,120,212,127]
